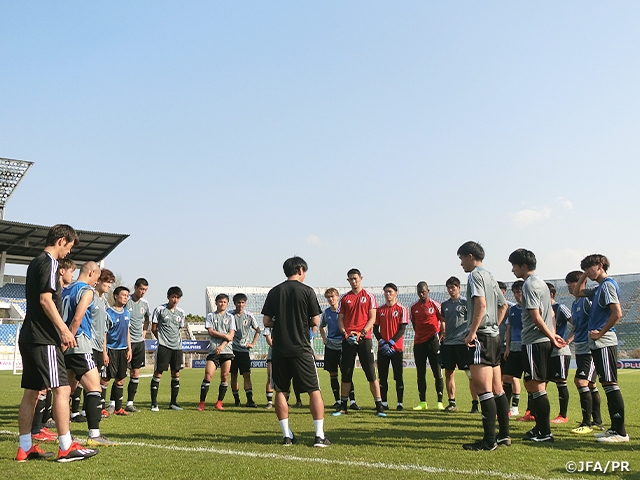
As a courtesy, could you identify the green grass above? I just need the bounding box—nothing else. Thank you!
[1,368,639,479]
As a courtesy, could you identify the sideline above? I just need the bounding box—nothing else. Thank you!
[0,430,584,479]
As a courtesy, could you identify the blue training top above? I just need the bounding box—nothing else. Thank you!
[507,304,522,344]
[571,297,591,344]
[61,281,94,339]
[106,307,130,350]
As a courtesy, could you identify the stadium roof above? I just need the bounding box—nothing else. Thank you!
[0,219,129,265]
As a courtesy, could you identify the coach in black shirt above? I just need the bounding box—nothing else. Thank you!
[262,256,330,447]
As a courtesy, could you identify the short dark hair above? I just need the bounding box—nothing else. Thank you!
[457,241,485,261]
[445,276,460,287]
[135,278,149,287]
[512,280,524,291]
[497,281,507,292]
[99,268,116,283]
[233,293,247,303]
[546,282,556,296]
[383,283,398,292]
[417,281,429,291]
[215,293,229,302]
[113,285,130,297]
[46,224,79,247]
[347,268,362,277]
[565,270,582,284]
[580,254,610,272]
[58,258,76,270]
[283,256,308,277]
[167,286,183,298]
[508,248,537,270]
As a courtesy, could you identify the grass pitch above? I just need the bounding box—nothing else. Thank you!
[1,368,638,479]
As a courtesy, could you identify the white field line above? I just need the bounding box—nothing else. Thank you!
[0,430,582,480]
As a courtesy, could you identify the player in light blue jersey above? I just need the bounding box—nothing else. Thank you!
[565,270,603,434]
[320,288,357,409]
[62,261,115,447]
[574,255,628,443]
[104,286,132,416]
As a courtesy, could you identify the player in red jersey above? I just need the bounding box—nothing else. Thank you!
[332,269,386,417]
[374,283,409,410]
[410,282,445,410]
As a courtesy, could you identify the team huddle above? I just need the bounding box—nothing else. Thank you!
[14,225,629,461]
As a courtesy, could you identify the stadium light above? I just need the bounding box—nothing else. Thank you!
[0,158,33,220]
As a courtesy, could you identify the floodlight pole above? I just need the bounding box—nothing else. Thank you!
[0,158,34,287]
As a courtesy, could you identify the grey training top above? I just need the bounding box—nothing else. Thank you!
[521,274,553,345]
[230,310,260,353]
[466,267,506,337]
[441,297,468,345]
[126,296,150,343]
[205,311,237,355]
[152,303,185,350]
[90,292,109,351]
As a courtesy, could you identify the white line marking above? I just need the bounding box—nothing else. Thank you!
[0,430,582,479]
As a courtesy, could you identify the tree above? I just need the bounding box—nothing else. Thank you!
[186,313,205,323]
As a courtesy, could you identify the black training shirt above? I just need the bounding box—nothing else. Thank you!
[20,252,60,345]
[261,280,321,357]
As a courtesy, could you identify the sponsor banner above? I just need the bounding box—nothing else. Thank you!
[0,358,22,370]
[192,359,207,368]
[618,359,640,369]
[145,340,209,352]
[249,360,326,369]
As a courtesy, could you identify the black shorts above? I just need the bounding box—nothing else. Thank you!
[340,338,376,383]
[575,353,597,382]
[414,335,442,377]
[470,333,501,367]
[65,352,96,380]
[548,355,570,382]
[441,344,471,371]
[105,349,128,380]
[502,350,524,378]
[130,341,146,370]
[323,347,341,372]
[230,350,251,375]
[272,354,320,393]
[206,353,234,369]
[20,343,68,390]
[92,349,105,373]
[522,342,551,382]
[592,346,618,383]
[377,351,404,382]
[155,345,183,373]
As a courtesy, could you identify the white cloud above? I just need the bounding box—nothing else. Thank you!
[305,234,321,246]
[558,196,573,210]
[511,207,551,227]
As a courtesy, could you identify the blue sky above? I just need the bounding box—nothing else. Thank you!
[2,2,639,315]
